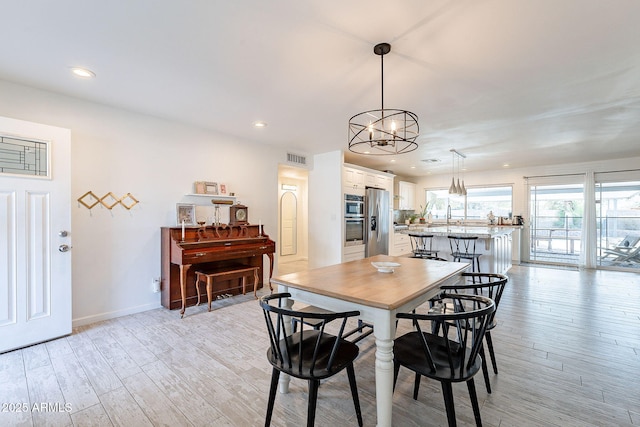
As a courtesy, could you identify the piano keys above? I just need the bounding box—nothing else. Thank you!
[161,224,275,317]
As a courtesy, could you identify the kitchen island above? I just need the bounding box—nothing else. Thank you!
[400,225,519,274]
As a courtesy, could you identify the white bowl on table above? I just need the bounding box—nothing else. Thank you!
[371,262,401,273]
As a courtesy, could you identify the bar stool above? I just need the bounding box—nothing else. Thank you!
[448,236,481,273]
[408,234,439,259]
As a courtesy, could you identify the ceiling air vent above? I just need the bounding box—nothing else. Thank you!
[286,152,307,166]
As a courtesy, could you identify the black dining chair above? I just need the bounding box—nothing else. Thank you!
[439,272,508,394]
[259,293,363,427]
[393,293,495,427]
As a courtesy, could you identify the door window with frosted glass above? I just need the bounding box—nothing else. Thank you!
[0,135,49,177]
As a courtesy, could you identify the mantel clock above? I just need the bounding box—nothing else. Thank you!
[229,204,248,225]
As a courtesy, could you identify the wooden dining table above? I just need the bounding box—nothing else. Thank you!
[269,254,469,427]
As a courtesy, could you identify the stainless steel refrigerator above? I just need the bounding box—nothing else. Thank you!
[365,187,390,257]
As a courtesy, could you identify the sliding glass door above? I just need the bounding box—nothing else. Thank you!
[596,180,640,270]
[528,182,584,266]
[527,171,639,271]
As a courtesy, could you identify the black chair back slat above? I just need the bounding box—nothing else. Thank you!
[263,309,283,364]
[413,320,437,372]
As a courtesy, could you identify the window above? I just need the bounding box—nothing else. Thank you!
[466,186,513,219]
[425,189,461,220]
[425,185,512,221]
[0,135,49,177]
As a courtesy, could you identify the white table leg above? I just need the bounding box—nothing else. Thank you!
[373,312,396,427]
[278,292,294,394]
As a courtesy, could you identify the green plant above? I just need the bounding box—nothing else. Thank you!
[418,201,433,218]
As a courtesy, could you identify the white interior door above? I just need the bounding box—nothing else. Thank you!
[0,117,71,353]
[280,191,297,256]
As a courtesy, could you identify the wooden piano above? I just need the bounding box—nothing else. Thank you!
[161,224,275,317]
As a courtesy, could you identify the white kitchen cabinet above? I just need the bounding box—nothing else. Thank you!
[365,172,393,191]
[377,175,393,191]
[343,244,365,262]
[344,165,394,194]
[344,167,365,190]
[391,232,412,256]
[398,181,416,210]
[365,172,377,188]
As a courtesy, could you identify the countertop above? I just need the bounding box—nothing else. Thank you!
[396,225,520,238]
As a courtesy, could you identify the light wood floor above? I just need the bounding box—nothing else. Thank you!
[277,258,309,276]
[1,264,639,426]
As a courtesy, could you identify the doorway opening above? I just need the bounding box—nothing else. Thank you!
[277,165,309,275]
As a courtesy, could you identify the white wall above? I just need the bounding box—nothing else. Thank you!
[0,80,286,326]
[308,150,343,268]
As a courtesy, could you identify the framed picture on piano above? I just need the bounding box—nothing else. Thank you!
[176,203,196,226]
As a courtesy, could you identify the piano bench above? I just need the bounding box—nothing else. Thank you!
[195,266,261,311]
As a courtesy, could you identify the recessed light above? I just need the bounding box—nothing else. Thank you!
[70,67,96,78]
[253,121,267,128]
[390,159,396,163]
[503,163,510,168]
[410,166,416,169]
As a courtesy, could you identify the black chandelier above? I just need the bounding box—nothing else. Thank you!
[348,42,419,155]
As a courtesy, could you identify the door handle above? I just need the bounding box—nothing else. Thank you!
[58,244,72,252]
[376,201,381,242]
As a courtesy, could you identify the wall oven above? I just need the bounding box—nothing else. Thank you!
[345,193,365,246]
[345,194,365,217]
[345,217,365,246]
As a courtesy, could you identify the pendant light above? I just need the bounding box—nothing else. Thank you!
[448,150,457,194]
[449,149,467,196]
[348,43,419,155]
[460,155,467,196]
[456,154,462,195]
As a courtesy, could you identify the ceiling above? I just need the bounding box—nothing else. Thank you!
[2,1,639,177]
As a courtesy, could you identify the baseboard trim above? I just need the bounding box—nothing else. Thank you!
[72,302,162,328]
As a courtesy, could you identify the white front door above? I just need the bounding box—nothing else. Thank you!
[0,117,71,353]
